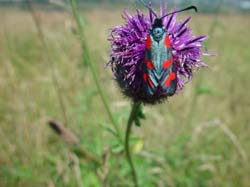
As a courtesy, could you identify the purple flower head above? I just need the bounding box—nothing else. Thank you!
[108,2,208,104]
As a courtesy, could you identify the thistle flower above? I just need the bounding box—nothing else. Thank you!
[108,2,208,104]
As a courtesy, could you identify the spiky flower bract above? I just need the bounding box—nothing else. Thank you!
[108,2,208,104]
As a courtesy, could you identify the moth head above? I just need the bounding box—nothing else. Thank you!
[152,19,165,41]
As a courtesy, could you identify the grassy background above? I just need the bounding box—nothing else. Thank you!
[0,3,250,187]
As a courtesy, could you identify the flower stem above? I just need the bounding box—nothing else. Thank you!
[69,0,122,143]
[125,102,141,187]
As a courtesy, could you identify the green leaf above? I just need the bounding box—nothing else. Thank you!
[138,105,146,119]
[111,144,124,153]
[134,118,141,127]
[104,126,118,137]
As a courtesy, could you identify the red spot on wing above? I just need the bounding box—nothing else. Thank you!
[146,35,152,49]
[163,57,174,69]
[164,72,176,87]
[164,35,171,48]
[143,73,154,88]
[145,61,154,69]
[170,72,176,80]
[164,78,171,87]
[148,77,154,88]
[143,73,148,82]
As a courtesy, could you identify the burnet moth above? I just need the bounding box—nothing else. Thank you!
[140,1,197,96]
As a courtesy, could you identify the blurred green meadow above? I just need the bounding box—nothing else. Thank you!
[0,2,250,187]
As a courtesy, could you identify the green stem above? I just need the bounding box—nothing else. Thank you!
[69,0,122,142]
[125,102,141,187]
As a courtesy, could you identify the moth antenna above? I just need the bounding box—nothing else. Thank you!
[139,0,158,17]
[160,5,197,20]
